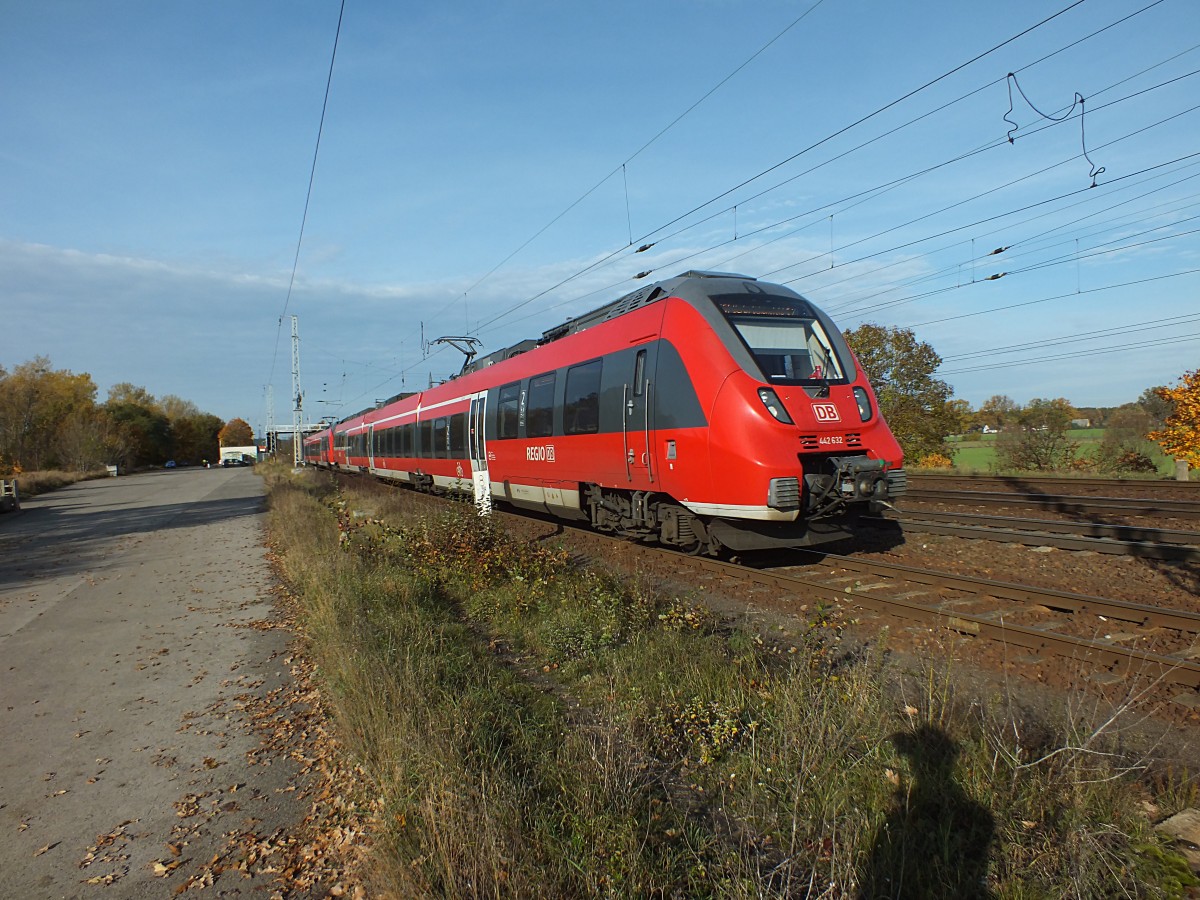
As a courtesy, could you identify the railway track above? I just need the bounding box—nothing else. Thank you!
[900,488,1200,520]
[874,511,1200,561]
[521,513,1200,701]
[690,545,1200,701]
[907,473,1200,497]
[332,470,1200,703]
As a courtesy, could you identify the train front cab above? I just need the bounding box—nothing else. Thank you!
[659,275,906,551]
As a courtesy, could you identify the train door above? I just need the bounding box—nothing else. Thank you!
[622,347,655,484]
[468,391,491,514]
[366,424,375,471]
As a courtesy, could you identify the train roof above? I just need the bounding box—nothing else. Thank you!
[460,270,804,378]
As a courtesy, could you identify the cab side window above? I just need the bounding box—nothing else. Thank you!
[564,359,602,435]
[526,372,556,438]
[498,383,520,439]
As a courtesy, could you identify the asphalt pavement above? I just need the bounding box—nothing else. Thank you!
[0,467,307,898]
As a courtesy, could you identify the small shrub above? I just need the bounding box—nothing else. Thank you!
[647,696,756,765]
[917,451,954,469]
[1108,449,1159,474]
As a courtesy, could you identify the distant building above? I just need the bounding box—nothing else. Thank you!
[1070,418,1091,428]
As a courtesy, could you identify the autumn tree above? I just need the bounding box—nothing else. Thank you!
[0,357,99,470]
[1148,370,1200,468]
[160,395,222,463]
[1138,385,1174,428]
[945,398,973,435]
[974,394,1020,432]
[104,384,170,469]
[219,418,254,447]
[995,397,1078,471]
[174,413,224,464]
[843,323,956,460]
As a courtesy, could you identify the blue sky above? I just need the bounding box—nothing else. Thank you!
[3,0,1197,432]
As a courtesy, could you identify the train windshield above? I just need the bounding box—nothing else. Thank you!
[712,293,848,385]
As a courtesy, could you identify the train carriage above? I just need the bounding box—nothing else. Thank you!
[305,271,906,554]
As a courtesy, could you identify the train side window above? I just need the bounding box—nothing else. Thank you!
[497,382,520,439]
[633,349,647,397]
[564,359,602,435]
[431,417,446,459]
[526,372,556,438]
[449,413,466,457]
[401,423,412,458]
[419,420,432,459]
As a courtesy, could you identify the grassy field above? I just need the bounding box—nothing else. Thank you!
[263,464,1196,898]
[0,467,109,498]
[945,428,1177,475]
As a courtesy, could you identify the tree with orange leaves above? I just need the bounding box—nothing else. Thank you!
[218,418,254,447]
[1148,370,1200,468]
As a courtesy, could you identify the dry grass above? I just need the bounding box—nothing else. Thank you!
[263,464,1198,898]
[5,468,108,498]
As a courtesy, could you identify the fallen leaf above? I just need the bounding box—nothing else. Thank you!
[34,842,57,857]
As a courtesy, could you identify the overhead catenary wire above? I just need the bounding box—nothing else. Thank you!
[411,110,1199,391]
[820,167,1200,317]
[938,331,1200,375]
[768,94,1200,286]
[321,1,1194,412]
[911,267,1200,329]
[828,190,1200,321]
[266,0,346,389]
[470,39,1198,345]
[439,0,1103,346]
[449,0,829,314]
[941,311,1200,361]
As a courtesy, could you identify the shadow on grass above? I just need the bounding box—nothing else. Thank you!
[858,725,995,899]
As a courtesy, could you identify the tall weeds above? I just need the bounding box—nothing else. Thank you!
[264,467,1196,898]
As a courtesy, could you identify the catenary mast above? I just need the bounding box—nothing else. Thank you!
[291,315,303,467]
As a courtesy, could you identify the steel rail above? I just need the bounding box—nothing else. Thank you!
[882,509,1200,546]
[879,515,1200,562]
[778,549,1200,633]
[908,473,1200,494]
[680,548,1200,691]
[903,488,1200,519]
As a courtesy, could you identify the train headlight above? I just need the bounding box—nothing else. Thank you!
[853,386,872,422]
[757,388,794,424]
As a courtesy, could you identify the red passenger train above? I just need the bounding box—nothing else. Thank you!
[304,271,906,554]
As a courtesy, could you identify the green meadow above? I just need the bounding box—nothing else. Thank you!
[942,428,1177,475]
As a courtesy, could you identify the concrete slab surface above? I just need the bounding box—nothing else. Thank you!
[0,467,309,898]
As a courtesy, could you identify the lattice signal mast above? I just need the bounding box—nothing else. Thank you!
[291,315,303,467]
[265,384,275,455]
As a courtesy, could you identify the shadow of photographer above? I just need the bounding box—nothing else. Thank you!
[858,725,995,899]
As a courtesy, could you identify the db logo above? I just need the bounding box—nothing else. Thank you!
[812,403,841,423]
